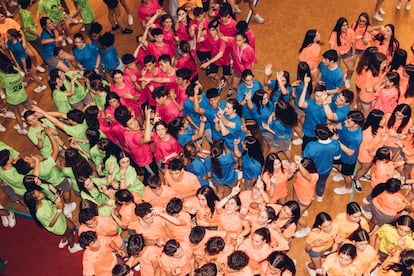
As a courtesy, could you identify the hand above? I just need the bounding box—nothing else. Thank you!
[294,155,302,165]
[31,105,45,114]
[130,74,137,83]
[200,115,207,123]
[264,64,272,76]
[200,62,209,69]
[170,89,176,100]
[244,91,252,101]
[230,184,241,196]
[262,122,270,131]
[43,126,53,136]
[276,71,284,81]
[233,137,241,145]
[304,73,311,85]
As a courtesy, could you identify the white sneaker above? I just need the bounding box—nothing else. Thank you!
[234,5,242,13]
[332,174,344,182]
[362,197,370,205]
[61,39,67,47]
[294,227,311,238]
[14,123,28,129]
[292,138,303,145]
[1,215,8,227]
[334,186,352,195]
[316,196,323,202]
[0,123,5,132]
[407,1,411,10]
[128,14,133,25]
[254,14,265,24]
[360,174,372,182]
[372,12,384,21]
[302,210,309,217]
[66,37,73,44]
[361,207,372,220]
[68,243,83,253]
[380,7,386,14]
[80,26,85,32]
[344,78,351,89]
[7,211,15,228]
[134,264,141,271]
[34,85,47,93]
[396,0,402,9]
[306,262,316,276]
[0,89,5,99]
[63,202,77,218]
[58,238,68,248]
[17,128,28,135]
[35,65,46,73]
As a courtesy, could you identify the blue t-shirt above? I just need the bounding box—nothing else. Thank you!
[177,127,193,147]
[242,153,262,181]
[303,139,341,175]
[183,94,211,130]
[237,80,264,119]
[73,43,99,71]
[40,30,56,60]
[185,156,209,187]
[251,103,274,132]
[303,100,327,137]
[268,80,292,103]
[205,154,237,185]
[269,119,292,140]
[7,40,28,68]
[200,98,226,140]
[294,81,310,109]
[329,94,350,123]
[222,114,245,152]
[99,46,119,69]
[318,62,343,91]
[337,124,362,164]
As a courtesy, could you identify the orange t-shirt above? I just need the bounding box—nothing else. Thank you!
[164,170,200,197]
[353,244,379,275]
[142,185,177,208]
[383,113,413,148]
[202,244,234,269]
[138,245,163,276]
[358,127,385,163]
[373,192,407,216]
[82,236,118,276]
[186,229,227,264]
[78,216,123,247]
[360,69,384,102]
[239,190,265,218]
[329,28,356,54]
[375,39,398,62]
[322,253,360,276]
[159,242,193,276]
[293,171,318,205]
[262,168,290,203]
[298,43,321,74]
[376,251,403,276]
[355,67,367,89]
[119,202,138,229]
[306,222,340,252]
[184,196,218,226]
[131,215,168,241]
[238,238,272,274]
[225,266,255,276]
[334,212,370,240]
[351,22,372,51]
[371,161,396,188]
[217,209,247,238]
[164,211,192,241]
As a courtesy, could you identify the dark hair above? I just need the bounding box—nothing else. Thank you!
[315,124,333,140]
[211,140,225,179]
[264,153,283,174]
[167,117,185,139]
[322,49,339,62]
[0,149,10,166]
[353,12,370,34]
[299,29,318,53]
[67,109,85,124]
[79,231,97,249]
[98,32,115,47]
[332,17,348,46]
[176,68,192,81]
[121,53,135,65]
[356,46,378,74]
[338,243,357,260]
[64,148,93,180]
[346,202,362,216]
[312,212,332,228]
[389,49,407,71]
[385,249,414,276]
[347,110,364,127]
[23,190,45,228]
[158,54,172,64]
[362,109,384,136]
[23,174,43,193]
[89,21,102,36]
[404,64,414,98]
[18,0,31,9]
[349,228,370,242]
[392,215,414,232]
[147,174,161,189]
[189,226,206,244]
[251,90,269,115]
[143,54,156,65]
[373,24,400,58]
[163,239,180,256]
[254,227,271,244]
[166,197,183,215]
[77,176,100,197]
[112,264,131,276]
[274,100,298,127]
[127,234,145,256]
[227,251,249,271]
[151,28,163,37]
[270,71,291,101]
[196,186,219,218]
[115,189,133,203]
[387,104,411,133]
[301,157,317,173]
[135,202,152,218]
[194,263,218,276]
[114,105,132,127]
[13,159,32,175]
[373,146,392,163]
[205,236,225,255]
[267,252,296,275]
[243,136,265,167]
[372,178,401,198]
[297,61,313,96]
[276,201,300,229]
[168,158,184,171]
[78,208,97,225]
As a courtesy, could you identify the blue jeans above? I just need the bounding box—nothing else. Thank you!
[316,173,330,197]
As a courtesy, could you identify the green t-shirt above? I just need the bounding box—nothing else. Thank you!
[114,166,144,197]
[19,9,38,41]
[39,157,65,186]
[0,167,26,196]
[80,186,113,217]
[61,167,79,192]
[27,119,57,158]
[63,121,90,154]
[52,89,72,113]
[63,72,88,105]
[36,199,66,235]
[74,0,94,24]
[37,0,65,23]
[0,142,20,159]
[90,145,105,169]
[92,92,107,111]
[0,69,27,105]
[102,155,119,176]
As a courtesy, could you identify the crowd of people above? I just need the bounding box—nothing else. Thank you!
[1,0,414,275]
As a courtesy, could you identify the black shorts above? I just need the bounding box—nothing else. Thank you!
[103,0,118,9]
[333,159,356,176]
[209,64,231,76]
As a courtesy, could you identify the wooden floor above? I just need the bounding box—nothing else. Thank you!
[1,0,414,274]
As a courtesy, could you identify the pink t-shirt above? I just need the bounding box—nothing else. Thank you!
[147,41,175,60]
[205,33,229,66]
[245,28,256,50]
[123,66,147,105]
[219,18,237,37]
[372,87,399,113]
[142,67,165,106]
[110,83,143,117]
[176,22,190,42]
[190,18,210,52]
[228,38,257,75]
[123,129,153,166]
[153,134,182,163]
[176,50,197,80]
[138,0,161,23]
[156,99,182,124]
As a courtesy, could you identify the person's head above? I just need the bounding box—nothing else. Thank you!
[98,32,115,47]
[151,28,164,42]
[153,86,169,104]
[274,100,298,127]
[315,124,333,140]
[313,84,327,105]
[160,13,173,29]
[383,23,396,40]
[154,120,168,139]
[356,46,379,74]
[312,212,333,232]
[158,55,172,72]
[205,236,225,256]
[393,215,414,237]
[336,90,354,106]
[300,157,317,174]
[385,249,414,276]
[40,17,54,30]
[22,174,42,192]
[14,158,32,175]
[147,175,162,194]
[196,186,219,216]
[127,234,145,257]
[205,88,220,109]
[193,7,204,20]
[77,176,97,195]
[362,109,385,135]
[384,71,400,89]
[73,32,85,49]
[115,189,134,204]
[143,54,157,71]
[67,109,85,124]
[346,202,362,223]
[236,20,249,33]
[355,12,370,29]
[64,148,93,178]
[388,104,412,133]
[89,22,103,40]
[224,195,241,214]
[243,136,264,166]
[183,141,198,163]
[105,91,121,109]
[345,110,364,129]
[235,32,248,47]
[264,152,283,174]
[369,52,388,76]
[322,49,339,63]
[112,264,132,276]
[218,4,231,19]
[332,18,349,45]
[227,251,249,271]
[121,53,136,68]
[166,197,183,216]
[194,263,218,276]
[299,29,320,52]
[163,239,184,257]
[6,29,22,41]
[337,243,357,267]
[224,99,241,117]
[277,201,300,224]
[114,105,132,128]
[79,231,99,249]
[112,69,124,84]
[78,207,98,227]
[0,149,10,167]
[266,251,296,275]
[176,68,192,86]
[168,158,184,181]
[258,206,277,225]
[389,49,407,71]
[252,227,271,248]
[135,202,153,222]
[18,0,31,9]
[251,89,269,111]
[349,229,370,252]
[241,69,255,86]
[208,19,220,36]
[374,146,392,162]
[189,226,206,244]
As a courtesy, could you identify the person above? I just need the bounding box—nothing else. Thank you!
[23,190,82,253]
[98,32,124,72]
[158,239,195,275]
[349,229,379,276]
[305,212,340,274]
[350,13,378,57]
[265,251,296,276]
[316,243,360,275]
[226,250,254,275]
[322,89,354,124]
[153,120,182,171]
[137,0,161,28]
[373,24,400,63]
[317,49,343,94]
[334,202,370,240]
[374,215,414,262]
[329,17,356,89]
[266,69,293,104]
[377,249,414,276]
[72,32,100,72]
[184,186,219,227]
[153,86,182,124]
[298,29,321,81]
[142,174,177,208]
[239,70,265,120]
[126,234,162,275]
[77,176,114,217]
[182,141,210,186]
[121,53,146,109]
[168,116,207,147]
[164,158,201,199]
[141,18,175,59]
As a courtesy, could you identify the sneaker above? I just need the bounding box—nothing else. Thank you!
[254,14,265,24]
[333,186,352,195]
[8,1,18,7]
[112,24,120,31]
[292,138,303,145]
[302,210,309,217]
[316,196,323,202]
[121,28,133,34]
[68,16,79,24]
[361,206,372,220]
[1,215,8,227]
[35,65,46,73]
[58,238,68,248]
[63,202,77,218]
[17,128,28,135]
[134,264,141,271]
[402,183,411,189]
[0,123,5,132]
[396,0,402,9]
[128,14,133,25]
[80,26,85,32]
[7,211,15,228]
[226,89,233,98]
[217,77,226,94]
[344,77,351,89]
[380,7,386,14]
[360,174,371,182]
[407,1,411,10]
[362,197,370,205]
[68,243,83,253]
[234,5,242,13]
[372,12,384,21]
[61,39,67,47]
[306,262,316,276]
[0,89,5,99]
[353,179,363,193]
[6,11,13,17]
[294,227,311,238]
[0,108,15,119]
[66,37,73,44]
[14,123,27,129]
[332,174,344,182]
[34,85,47,93]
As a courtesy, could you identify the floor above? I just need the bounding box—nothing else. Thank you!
[1,0,414,274]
